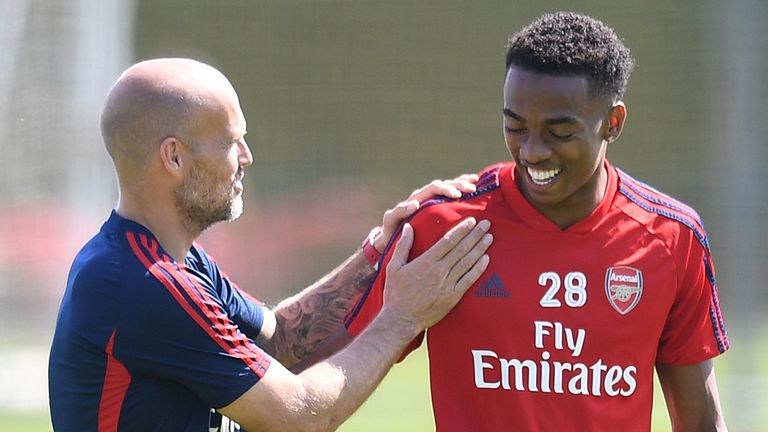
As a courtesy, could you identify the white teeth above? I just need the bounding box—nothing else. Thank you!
[528,167,561,185]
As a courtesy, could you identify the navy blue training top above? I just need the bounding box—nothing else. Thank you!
[49,211,271,431]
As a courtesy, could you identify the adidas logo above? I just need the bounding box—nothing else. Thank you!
[475,273,511,298]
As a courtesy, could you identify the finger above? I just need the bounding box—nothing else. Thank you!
[443,173,479,193]
[379,200,420,250]
[399,200,420,218]
[439,220,492,268]
[418,217,478,261]
[408,180,462,202]
[382,200,419,228]
[386,223,414,273]
[453,254,491,294]
[456,173,480,183]
[445,232,492,285]
[445,179,477,193]
[407,174,482,203]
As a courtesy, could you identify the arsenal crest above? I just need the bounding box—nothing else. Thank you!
[605,266,643,315]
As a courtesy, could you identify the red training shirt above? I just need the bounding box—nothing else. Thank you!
[346,161,728,432]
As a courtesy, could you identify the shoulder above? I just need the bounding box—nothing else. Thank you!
[411,164,505,226]
[69,230,138,294]
[613,167,710,253]
[62,229,172,339]
[403,164,505,253]
[187,242,218,273]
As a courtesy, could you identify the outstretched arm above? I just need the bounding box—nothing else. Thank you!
[222,217,492,432]
[257,175,479,366]
[257,252,375,366]
[656,360,727,431]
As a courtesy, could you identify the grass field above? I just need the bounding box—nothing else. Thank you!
[2,332,765,431]
[0,411,51,432]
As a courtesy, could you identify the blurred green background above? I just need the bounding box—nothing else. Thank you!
[1,0,766,430]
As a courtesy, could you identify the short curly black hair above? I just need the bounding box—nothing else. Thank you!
[505,12,634,100]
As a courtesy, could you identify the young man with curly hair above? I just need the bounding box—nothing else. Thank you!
[342,12,729,431]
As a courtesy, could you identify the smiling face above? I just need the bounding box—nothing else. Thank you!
[503,66,625,229]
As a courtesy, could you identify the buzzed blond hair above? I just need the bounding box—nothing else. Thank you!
[100,58,235,179]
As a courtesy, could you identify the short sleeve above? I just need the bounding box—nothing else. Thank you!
[116,257,272,409]
[193,246,266,339]
[656,231,729,364]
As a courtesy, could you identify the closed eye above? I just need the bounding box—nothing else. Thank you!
[549,130,573,139]
[504,125,526,134]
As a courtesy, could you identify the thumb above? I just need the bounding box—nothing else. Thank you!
[380,201,418,251]
[386,223,414,273]
[383,200,419,233]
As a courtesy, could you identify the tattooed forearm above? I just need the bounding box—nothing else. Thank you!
[269,251,376,366]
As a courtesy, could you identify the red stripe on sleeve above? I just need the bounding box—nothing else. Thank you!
[190,242,264,305]
[190,242,265,305]
[140,240,269,368]
[98,331,131,432]
[126,232,270,377]
[174,264,270,364]
[160,259,271,368]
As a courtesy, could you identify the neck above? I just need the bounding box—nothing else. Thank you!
[523,162,608,230]
[117,193,199,262]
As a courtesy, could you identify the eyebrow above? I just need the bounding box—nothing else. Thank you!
[503,108,579,126]
[502,108,523,121]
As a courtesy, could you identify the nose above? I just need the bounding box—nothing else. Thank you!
[238,139,253,167]
[518,133,551,165]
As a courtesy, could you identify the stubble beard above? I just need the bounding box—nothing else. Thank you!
[174,165,244,236]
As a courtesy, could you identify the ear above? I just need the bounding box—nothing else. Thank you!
[159,136,186,177]
[605,102,627,143]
